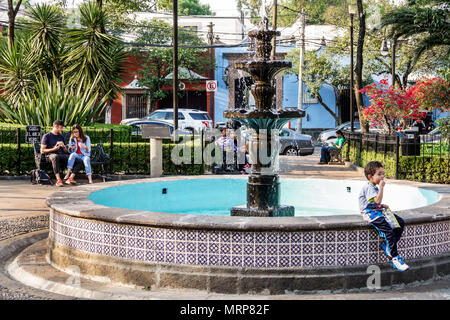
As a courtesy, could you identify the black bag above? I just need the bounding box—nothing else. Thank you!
[31,169,53,185]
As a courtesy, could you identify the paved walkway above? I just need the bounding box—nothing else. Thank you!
[0,150,448,300]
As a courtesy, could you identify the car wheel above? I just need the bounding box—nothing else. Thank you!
[284,147,298,156]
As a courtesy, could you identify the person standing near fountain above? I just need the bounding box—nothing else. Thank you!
[359,161,409,272]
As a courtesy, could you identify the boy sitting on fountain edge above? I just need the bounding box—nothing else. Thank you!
[358,161,409,272]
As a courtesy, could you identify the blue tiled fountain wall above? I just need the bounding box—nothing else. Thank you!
[50,211,450,269]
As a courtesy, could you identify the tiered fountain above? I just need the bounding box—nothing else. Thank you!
[224,18,305,217]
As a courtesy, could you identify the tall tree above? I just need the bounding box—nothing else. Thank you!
[354,0,368,133]
[131,19,209,111]
[157,0,214,15]
[7,0,23,49]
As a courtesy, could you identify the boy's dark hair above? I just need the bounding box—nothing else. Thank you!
[336,130,343,136]
[364,161,383,180]
[53,120,64,127]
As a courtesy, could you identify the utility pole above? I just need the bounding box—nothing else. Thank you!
[350,10,355,132]
[270,0,278,61]
[173,0,178,142]
[296,9,306,133]
[207,22,215,125]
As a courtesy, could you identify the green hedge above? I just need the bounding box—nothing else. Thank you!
[0,141,204,176]
[345,142,449,184]
[0,123,135,144]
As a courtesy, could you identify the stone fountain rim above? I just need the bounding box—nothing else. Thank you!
[46,175,450,232]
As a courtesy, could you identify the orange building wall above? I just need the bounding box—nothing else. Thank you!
[111,51,215,124]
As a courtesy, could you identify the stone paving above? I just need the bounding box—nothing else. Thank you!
[0,149,448,300]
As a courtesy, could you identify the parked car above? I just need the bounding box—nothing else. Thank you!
[420,127,442,143]
[121,109,213,132]
[237,127,314,156]
[279,128,315,156]
[318,121,361,143]
[125,120,192,136]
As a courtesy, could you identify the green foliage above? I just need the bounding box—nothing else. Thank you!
[239,0,347,27]
[436,116,450,141]
[25,4,66,78]
[157,0,214,15]
[380,3,450,63]
[63,1,126,103]
[0,123,134,144]
[0,141,203,176]
[346,135,449,184]
[131,18,209,111]
[0,74,108,127]
[0,1,126,125]
[0,35,38,104]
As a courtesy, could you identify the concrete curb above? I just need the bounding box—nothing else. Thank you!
[5,237,450,300]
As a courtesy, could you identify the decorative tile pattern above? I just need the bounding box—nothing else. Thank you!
[49,211,450,269]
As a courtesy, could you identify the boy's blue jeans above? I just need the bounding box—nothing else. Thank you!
[68,153,92,175]
[370,213,405,258]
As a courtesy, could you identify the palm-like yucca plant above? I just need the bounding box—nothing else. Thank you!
[63,1,125,104]
[0,35,39,104]
[25,3,66,77]
[0,73,109,126]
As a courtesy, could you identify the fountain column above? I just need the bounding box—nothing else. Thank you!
[224,18,305,217]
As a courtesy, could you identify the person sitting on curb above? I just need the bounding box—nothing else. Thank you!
[318,130,345,164]
[40,120,82,187]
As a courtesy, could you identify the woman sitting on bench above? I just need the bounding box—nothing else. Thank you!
[64,124,93,184]
[318,130,345,164]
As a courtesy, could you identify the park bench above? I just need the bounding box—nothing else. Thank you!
[328,139,347,165]
[33,140,111,182]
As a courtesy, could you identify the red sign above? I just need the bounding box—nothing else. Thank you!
[206,80,217,92]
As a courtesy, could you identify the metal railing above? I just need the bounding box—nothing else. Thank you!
[344,131,449,184]
[0,125,213,176]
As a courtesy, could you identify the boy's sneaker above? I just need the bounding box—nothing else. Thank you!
[56,179,63,187]
[381,243,392,258]
[392,256,409,272]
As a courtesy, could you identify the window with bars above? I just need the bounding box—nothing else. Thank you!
[126,94,147,119]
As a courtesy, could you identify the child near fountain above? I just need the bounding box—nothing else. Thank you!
[358,161,409,272]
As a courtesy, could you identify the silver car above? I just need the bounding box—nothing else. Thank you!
[318,121,361,143]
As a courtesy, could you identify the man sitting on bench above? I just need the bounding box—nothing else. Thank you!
[318,130,345,165]
[40,120,82,187]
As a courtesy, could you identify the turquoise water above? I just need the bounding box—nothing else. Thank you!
[88,178,440,217]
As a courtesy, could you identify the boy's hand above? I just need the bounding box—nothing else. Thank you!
[379,180,385,188]
[382,204,389,209]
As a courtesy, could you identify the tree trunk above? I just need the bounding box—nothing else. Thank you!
[354,0,368,133]
[7,0,22,50]
[316,93,340,125]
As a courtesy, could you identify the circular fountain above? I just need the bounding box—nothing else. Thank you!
[43,19,450,295]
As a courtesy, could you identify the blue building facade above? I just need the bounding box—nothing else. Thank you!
[213,43,339,130]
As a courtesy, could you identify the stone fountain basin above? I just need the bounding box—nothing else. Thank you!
[46,176,450,294]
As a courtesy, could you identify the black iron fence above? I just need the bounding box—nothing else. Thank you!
[0,125,215,176]
[344,131,449,184]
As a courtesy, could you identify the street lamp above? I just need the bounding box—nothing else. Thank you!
[348,4,356,133]
[380,31,397,87]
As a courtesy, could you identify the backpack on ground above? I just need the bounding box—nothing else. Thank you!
[31,169,53,185]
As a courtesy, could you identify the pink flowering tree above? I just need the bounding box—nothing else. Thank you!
[359,79,424,135]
